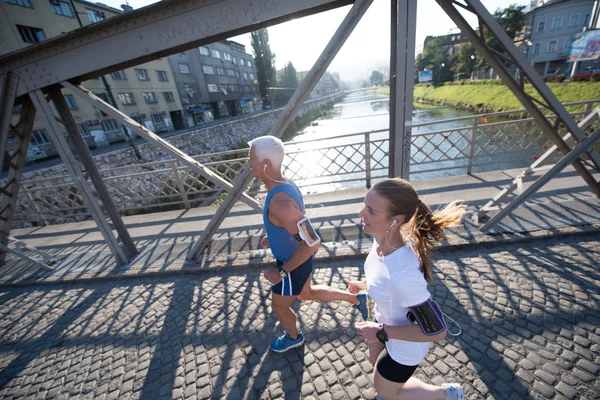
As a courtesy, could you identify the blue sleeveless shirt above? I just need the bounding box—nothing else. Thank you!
[263,181,305,262]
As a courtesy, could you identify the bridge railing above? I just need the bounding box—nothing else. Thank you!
[14,99,600,228]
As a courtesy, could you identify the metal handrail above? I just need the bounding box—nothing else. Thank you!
[11,101,599,227]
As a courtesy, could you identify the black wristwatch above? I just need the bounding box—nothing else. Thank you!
[278,265,288,279]
[376,324,388,344]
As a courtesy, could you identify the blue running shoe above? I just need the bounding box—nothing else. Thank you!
[442,383,464,400]
[354,293,370,321]
[270,331,305,353]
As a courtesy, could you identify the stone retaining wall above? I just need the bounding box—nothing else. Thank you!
[12,94,343,228]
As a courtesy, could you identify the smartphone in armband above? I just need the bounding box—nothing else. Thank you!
[407,299,446,336]
[296,217,321,247]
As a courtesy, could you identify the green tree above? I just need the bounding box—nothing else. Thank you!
[454,44,477,79]
[415,37,453,85]
[370,70,384,86]
[274,61,300,105]
[251,29,277,98]
[477,4,526,69]
[281,61,299,89]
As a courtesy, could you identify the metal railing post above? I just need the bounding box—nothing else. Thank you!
[22,186,47,227]
[171,162,190,209]
[467,118,478,175]
[365,132,372,188]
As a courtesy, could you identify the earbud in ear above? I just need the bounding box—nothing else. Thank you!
[393,219,397,224]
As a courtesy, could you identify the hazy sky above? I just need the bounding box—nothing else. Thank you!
[98,0,530,81]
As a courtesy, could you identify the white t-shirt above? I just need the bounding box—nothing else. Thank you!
[365,240,431,366]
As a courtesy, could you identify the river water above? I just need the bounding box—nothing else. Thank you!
[286,89,516,193]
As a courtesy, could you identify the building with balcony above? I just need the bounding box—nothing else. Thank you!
[0,0,184,161]
[168,40,260,125]
[523,0,596,76]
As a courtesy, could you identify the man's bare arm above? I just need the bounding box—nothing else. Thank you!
[269,193,320,273]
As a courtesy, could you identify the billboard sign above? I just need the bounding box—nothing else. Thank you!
[568,30,600,62]
[418,70,433,82]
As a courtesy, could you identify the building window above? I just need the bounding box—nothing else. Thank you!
[151,113,164,124]
[199,46,210,56]
[111,70,126,80]
[64,95,77,109]
[216,67,225,75]
[31,129,51,146]
[163,92,174,102]
[211,49,221,58]
[184,84,195,97]
[87,9,105,23]
[78,124,90,137]
[207,84,218,92]
[537,21,545,33]
[179,63,190,74]
[17,25,45,44]
[533,43,540,55]
[102,119,120,132]
[233,56,237,64]
[584,13,591,26]
[246,60,252,67]
[235,71,240,78]
[156,70,168,81]
[135,69,149,81]
[118,92,136,105]
[130,115,145,124]
[243,72,248,80]
[5,0,32,7]
[12,104,23,114]
[250,73,255,80]
[239,58,245,66]
[143,92,157,104]
[223,52,232,61]
[50,0,74,17]
[564,37,573,53]
[551,17,563,30]
[547,40,557,52]
[569,14,580,27]
[202,65,215,75]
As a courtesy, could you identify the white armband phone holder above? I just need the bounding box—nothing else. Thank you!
[295,217,321,247]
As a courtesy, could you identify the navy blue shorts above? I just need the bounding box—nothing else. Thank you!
[272,257,313,296]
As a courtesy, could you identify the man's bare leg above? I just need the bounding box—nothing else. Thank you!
[271,292,300,338]
[297,275,359,305]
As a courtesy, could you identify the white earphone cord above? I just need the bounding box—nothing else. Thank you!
[442,312,461,336]
[385,220,399,250]
[263,164,287,184]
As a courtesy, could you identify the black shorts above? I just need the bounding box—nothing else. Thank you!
[271,257,313,296]
[376,348,419,383]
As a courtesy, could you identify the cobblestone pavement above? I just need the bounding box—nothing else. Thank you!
[0,233,599,400]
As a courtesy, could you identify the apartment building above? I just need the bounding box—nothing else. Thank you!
[0,0,183,161]
[523,0,596,75]
[423,32,470,57]
[168,40,260,125]
[298,71,342,99]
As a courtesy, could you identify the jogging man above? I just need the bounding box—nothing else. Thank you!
[248,136,369,353]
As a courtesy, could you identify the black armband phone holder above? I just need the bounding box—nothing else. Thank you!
[407,299,446,336]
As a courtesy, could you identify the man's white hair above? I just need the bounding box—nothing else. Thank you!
[249,136,285,169]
